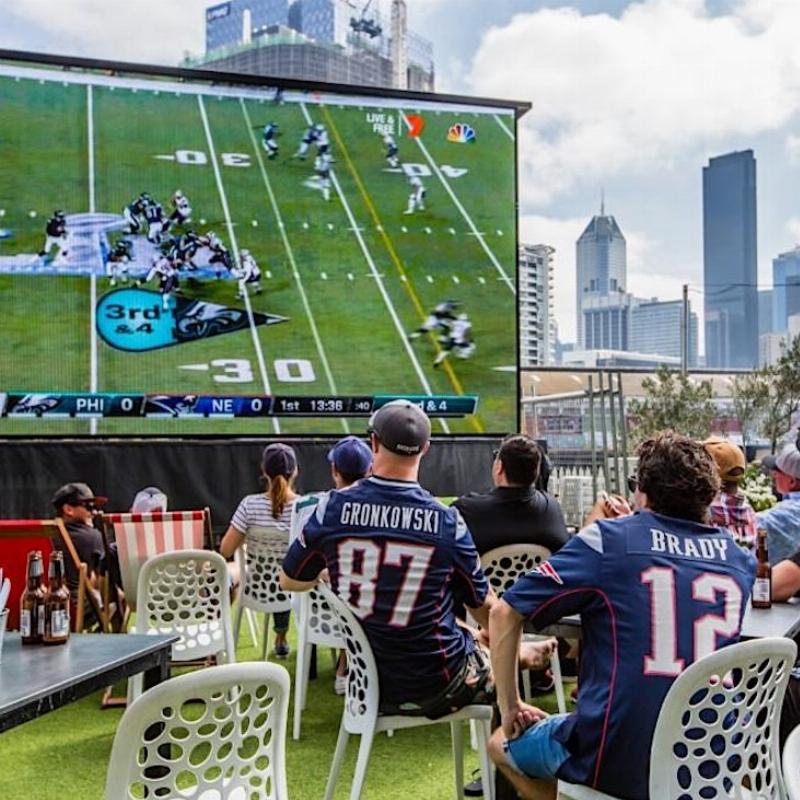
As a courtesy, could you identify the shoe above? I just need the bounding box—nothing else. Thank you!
[334,674,347,695]
[464,770,483,797]
[273,641,291,659]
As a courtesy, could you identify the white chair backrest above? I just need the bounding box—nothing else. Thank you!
[106,662,290,800]
[136,549,234,662]
[237,526,292,614]
[480,544,552,598]
[783,724,800,800]
[298,585,344,648]
[319,583,380,735]
[650,637,797,799]
[105,510,207,611]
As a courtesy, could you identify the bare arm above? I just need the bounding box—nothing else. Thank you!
[772,559,800,603]
[279,569,318,593]
[219,526,243,559]
[465,590,496,630]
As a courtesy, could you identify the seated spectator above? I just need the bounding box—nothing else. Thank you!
[292,435,373,694]
[221,443,299,659]
[130,486,168,513]
[280,401,554,718]
[758,444,800,563]
[488,431,756,800]
[453,434,568,556]
[51,482,107,597]
[704,436,758,546]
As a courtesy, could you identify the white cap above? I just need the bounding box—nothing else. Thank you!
[131,487,168,513]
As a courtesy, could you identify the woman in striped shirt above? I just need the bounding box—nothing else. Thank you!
[221,443,299,658]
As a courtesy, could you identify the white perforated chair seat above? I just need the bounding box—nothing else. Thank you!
[105,662,290,800]
[784,725,800,800]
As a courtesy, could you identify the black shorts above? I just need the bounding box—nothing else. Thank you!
[379,647,494,720]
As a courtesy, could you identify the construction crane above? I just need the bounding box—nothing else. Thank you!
[349,0,382,38]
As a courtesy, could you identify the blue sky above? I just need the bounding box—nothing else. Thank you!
[2,0,799,344]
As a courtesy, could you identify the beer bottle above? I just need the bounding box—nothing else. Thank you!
[752,529,772,609]
[20,551,47,645]
[43,552,70,645]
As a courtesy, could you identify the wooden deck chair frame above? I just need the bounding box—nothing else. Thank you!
[0,518,105,632]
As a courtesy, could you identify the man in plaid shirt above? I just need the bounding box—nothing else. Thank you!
[704,437,758,546]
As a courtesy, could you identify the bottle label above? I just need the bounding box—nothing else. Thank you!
[753,578,771,603]
[52,609,69,638]
[37,604,45,636]
[21,609,31,638]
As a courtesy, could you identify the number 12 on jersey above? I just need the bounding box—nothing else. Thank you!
[337,539,435,627]
[641,566,742,677]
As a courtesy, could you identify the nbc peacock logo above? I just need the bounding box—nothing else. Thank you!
[447,123,476,144]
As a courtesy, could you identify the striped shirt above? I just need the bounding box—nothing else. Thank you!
[231,493,294,534]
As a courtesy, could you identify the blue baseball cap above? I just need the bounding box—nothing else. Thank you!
[327,436,372,477]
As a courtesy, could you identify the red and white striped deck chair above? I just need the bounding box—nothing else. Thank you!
[102,508,211,613]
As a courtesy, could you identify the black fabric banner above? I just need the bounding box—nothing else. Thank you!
[0,438,499,533]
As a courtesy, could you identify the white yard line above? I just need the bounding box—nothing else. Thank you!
[300,103,450,434]
[87,83,98,435]
[400,109,516,296]
[197,95,280,434]
[493,114,515,141]
[240,98,349,435]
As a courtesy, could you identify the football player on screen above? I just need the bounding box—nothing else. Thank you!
[106,238,132,286]
[201,231,233,279]
[261,122,279,159]
[404,174,427,215]
[434,313,475,368]
[138,253,178,310]
[314,154,332,202]
[233,249,262,299]
[144,199,166,245]
[408,300,459,340]
[123,193,149,234]
[384,133,399,168]
[315,123,332,159]
[293,123,317,159]
[163,190,192,233]
[38,210,68,261]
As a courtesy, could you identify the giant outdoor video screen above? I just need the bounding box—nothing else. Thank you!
[0,53,521,436]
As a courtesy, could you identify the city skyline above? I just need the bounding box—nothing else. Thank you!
[3,1,800,349]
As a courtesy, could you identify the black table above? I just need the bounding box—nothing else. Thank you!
[0,633,177,733]
[535,597,800,641]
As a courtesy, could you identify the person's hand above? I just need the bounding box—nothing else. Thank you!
[501,701,548,739]
[583,493,632,525]
[476,627,490,649]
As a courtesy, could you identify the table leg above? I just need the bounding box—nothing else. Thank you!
[309,643,318,681]
[143,648,171,691]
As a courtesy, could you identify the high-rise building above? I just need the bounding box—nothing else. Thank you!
[519,244,556,367]
[702,150,758,368]
[630,299,698,367]
[193,0,434,91]
[575,200,627,349]
[772,246,800,335]
[759,289,774,335]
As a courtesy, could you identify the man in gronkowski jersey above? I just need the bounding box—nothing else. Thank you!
[488,431,756,800]
[281,400,554,718]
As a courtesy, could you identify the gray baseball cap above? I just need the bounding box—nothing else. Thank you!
[368,400,431,456]
[773,446,800,479]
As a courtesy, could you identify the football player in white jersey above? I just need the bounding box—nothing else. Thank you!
[138,254,177,310]
[408,300,458,339]
[293,124,317,159]
[262,122,279,159]
[233,249,262,299]
[404,174,426,214]
[434,313,475,368]
[165,190,192,232]
[384,133,399,168]
[314,154,332,202]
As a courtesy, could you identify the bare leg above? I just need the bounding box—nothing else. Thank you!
[488,728,557,800]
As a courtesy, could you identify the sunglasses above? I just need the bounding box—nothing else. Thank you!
[73,500,96,510]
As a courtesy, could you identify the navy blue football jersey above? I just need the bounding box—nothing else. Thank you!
[282,475,488,705]
[503,510,755,800]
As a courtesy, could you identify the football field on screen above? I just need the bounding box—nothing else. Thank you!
[0,69,518,436]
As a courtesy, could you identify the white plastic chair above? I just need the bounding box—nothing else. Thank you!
[783,724,800,800]
[558,637,797,799]
[293,585,345,740]
[130,549,236,700]
[318,583,495,800]
[233,526,293,660]
[480,544,566,714]
[105,662,290,800]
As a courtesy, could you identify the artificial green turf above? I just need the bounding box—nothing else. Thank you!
[0,620,563,799]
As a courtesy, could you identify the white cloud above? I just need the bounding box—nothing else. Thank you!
[786,217,800,244]
[785,135,800,165]
[468,0,800,208]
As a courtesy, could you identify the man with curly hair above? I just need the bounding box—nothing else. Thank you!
[487,431,756,800]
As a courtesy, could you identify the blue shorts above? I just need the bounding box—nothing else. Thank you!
[503,713,570,780]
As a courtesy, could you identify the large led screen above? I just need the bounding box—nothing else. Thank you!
[0,54,521,435]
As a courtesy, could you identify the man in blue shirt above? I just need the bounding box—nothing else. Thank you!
[758,444,800,564]
[488,431,756,800]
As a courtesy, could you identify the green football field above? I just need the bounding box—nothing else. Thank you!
[0,65,518,436]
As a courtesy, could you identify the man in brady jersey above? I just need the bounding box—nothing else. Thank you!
[233,249,262,299]
[137,253,177,310]
[404,174,427,214]
[261,122,279,159]
[281,400,553,718]
[487,431,756,800]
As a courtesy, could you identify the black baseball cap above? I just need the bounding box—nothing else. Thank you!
[368,400,431,456]
[261,443,297,478]
[51,482,107,509]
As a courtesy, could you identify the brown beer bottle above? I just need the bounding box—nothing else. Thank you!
[752,529,772,609]
[43,552,70,645]
[20,551,46,644]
